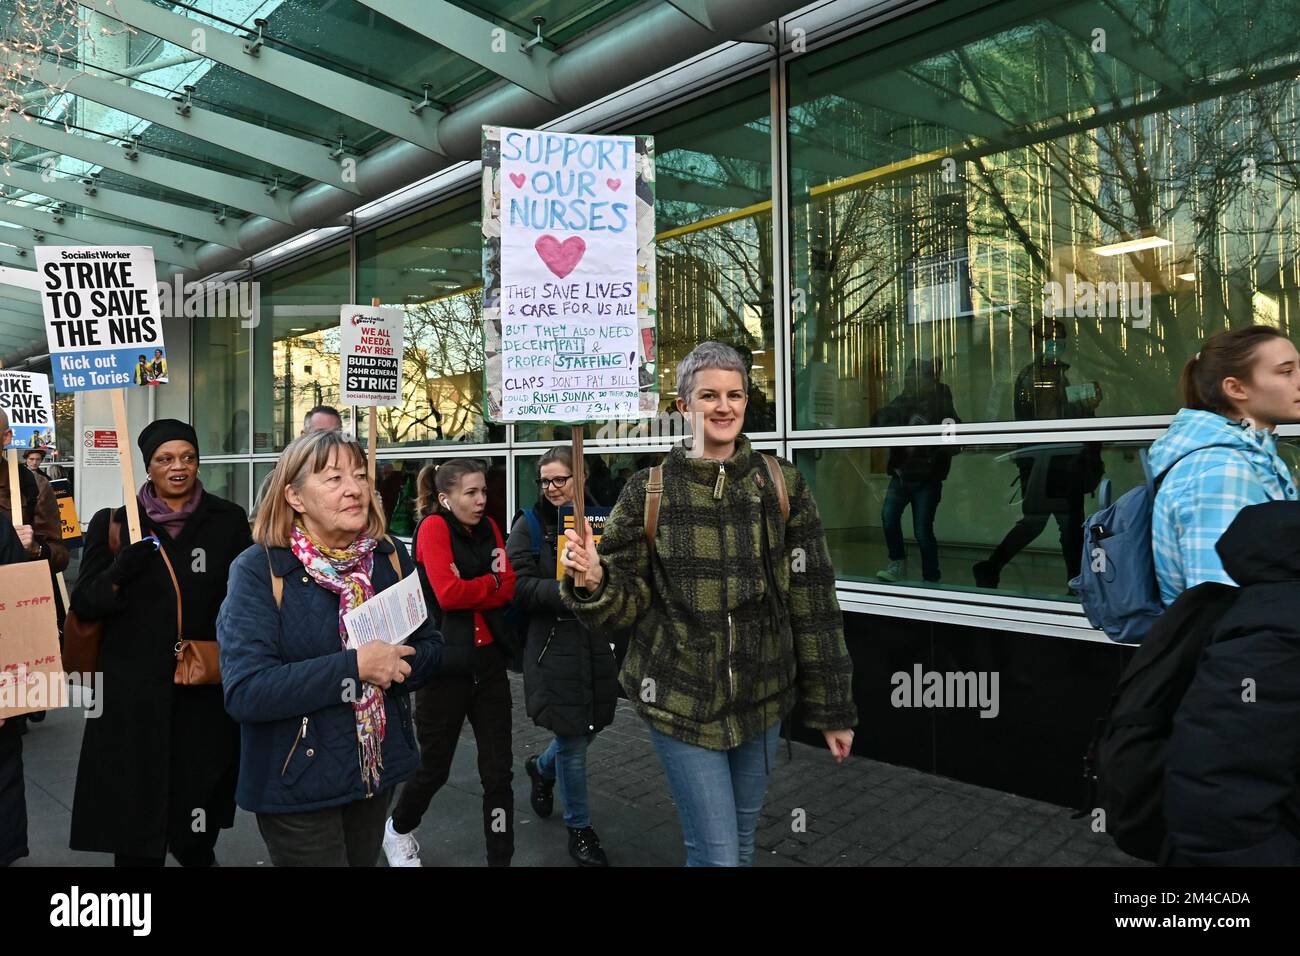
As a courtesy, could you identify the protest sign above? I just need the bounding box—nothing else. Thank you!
[0,561,64,719]
[340,304,404,405]
[36,246,166,392]
[481,126,657,424]
[0,371,55,450]
[49,477,81,548]
[555,506,610,580]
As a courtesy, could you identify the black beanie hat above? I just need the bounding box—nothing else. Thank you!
[138,419,199,466]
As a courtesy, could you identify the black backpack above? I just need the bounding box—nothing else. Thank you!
[1082,581,1239,861]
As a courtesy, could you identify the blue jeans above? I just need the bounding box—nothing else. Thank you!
[536,734,594,829]
[649,723,781,867]
[881,475,943,582]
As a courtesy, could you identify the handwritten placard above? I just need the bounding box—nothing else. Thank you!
[0,561,63,718]
[482,126,658,424]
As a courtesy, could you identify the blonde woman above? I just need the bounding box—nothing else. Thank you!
[216,429,442,866]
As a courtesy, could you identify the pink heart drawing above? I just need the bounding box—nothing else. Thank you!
[508,172,525,188]
[534,235,586,279]
[606,178,621,191]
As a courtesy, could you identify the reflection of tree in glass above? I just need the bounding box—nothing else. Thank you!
[791,3,1300,419]
[656,142,773,393]
[376,289,486,444]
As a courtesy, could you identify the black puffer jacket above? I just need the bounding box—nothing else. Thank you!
[506,499,618,737]
[1165,500,1300,866]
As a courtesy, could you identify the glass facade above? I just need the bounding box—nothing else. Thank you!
[190,0,1300,634]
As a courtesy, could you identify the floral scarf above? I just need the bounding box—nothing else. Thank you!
[289,524,385,793]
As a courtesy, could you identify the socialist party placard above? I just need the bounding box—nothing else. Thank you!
[36,246,166,391]
[0,371,55,450]
[340,305,404,405]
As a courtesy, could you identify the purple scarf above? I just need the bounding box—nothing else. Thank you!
[138,479,204,538]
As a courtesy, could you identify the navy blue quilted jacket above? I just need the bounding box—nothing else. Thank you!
[216,536,442,814]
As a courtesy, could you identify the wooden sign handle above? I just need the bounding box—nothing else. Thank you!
[571,424,586,588]
[110,388,142,543]
[6,448,21,526]
[368,297,380,483]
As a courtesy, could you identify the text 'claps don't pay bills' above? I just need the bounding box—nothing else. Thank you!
[35,246,168,392]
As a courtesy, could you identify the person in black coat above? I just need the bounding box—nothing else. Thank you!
[69,419,252,866]
[1165,500,1300,865]
[0,521,32,866]
[508,447,618,867]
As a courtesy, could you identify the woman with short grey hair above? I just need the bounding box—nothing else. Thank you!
[559,340,857,867]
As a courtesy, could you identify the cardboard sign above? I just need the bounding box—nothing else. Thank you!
[340,305,404,405]
[555,505,611,580]
[0,371,55,450]
[0,561,63,718]
[36,245,166,391]
[482,127,658,424]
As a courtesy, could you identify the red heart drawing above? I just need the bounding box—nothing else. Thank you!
[508,172,525,189]
[535,235,586,278]
[606,178,621,191]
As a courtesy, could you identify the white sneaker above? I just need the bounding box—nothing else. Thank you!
[383,817,422,867]
[876,560,907,582]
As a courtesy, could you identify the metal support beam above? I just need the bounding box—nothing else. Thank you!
[0,244,37,271]
[1,167,243,247]
[81,0,445,153]
[0,286,42,306]
[189,0,808,277]
[22,58,362,194]
[355,1,560,103]
[0,118,297,224]
[0,265,40,292]
[0,204,197,268]
[664,0,714,29]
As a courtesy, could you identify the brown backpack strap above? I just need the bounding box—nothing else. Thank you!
[761,454,790,523]
[266,547,284,609]
[644,465,664,552]
[384,535,403,580]
[155,544,183,640]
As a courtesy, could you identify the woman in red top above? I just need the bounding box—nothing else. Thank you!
[383,459,517,867]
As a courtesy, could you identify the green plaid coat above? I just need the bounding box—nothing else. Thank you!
[561,436,857,750]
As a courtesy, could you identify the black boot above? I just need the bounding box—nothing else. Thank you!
[525,755,554,818]
[568,826,609,867]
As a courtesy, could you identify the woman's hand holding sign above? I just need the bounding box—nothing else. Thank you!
[560,518,601,589]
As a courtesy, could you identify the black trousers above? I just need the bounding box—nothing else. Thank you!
[987,470,1086,582]
[256,789,393,867]
[391,645,514,865]
[0,721,27,867]
[113,817,220,867]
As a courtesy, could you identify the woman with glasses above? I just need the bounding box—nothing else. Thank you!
[70,420,252,866]
[507,447,617,866]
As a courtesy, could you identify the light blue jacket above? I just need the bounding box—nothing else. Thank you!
[1150,409,1297,606]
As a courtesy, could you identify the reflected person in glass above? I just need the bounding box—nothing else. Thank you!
[973,319,1105,592]
[871,358,961,583]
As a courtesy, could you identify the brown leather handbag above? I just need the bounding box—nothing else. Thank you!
[160,546,221,686]
[61,515,123,676]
